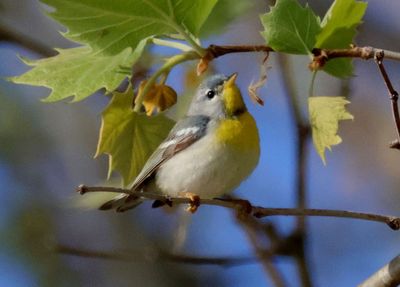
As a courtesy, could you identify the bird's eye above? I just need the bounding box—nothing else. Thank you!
[206,90,215,99]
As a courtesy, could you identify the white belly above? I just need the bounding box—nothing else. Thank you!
[155,128,259,198]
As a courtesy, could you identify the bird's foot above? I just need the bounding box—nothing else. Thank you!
[179,192,200,213]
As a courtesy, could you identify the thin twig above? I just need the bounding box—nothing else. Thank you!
[77,185,400,230]
[55,244,257,267]
[310,46,400,71]
[358,254,400,287]
[374,50,400,150]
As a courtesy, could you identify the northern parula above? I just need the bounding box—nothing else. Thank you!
[100,73,260,212]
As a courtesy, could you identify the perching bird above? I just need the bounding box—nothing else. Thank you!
[100,73,260,212]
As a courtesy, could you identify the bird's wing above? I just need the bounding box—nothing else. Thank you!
[131,115,210,191]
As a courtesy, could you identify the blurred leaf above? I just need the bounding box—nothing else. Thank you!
[166,66,206,120]
[315,0,367,77]
[96,86,175,185]
[200,0,252,37]
[184,66,203,90]
[10,41,146,102]
[41,0,218,55]
[260,0,321,55]
[309,96,353,164]
[0,91,49,163]
[139,81,177,116]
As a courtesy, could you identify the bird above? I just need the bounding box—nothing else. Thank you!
[100,73,260,212]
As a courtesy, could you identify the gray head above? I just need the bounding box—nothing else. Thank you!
[186,74,229,118]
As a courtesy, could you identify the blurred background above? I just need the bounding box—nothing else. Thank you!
[1,0,400,286]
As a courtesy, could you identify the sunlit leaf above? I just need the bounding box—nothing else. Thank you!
[10,40,146,102]
[309,96,353,164]
[315,0,367,77]
[41,0,218,55]
[96,86,174,185]
[260,0,321,55]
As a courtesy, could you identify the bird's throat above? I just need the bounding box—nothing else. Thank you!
[215,112,260,152]
[223,85,247,117]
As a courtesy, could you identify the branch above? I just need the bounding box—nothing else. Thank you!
[374,51,400,150]
[198,44,400,66]
[194,45,400,79]
[358,254,400,287]
[55,244,256,267]
[77,185,400,230]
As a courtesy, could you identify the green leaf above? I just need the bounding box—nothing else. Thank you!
[260,0,321,55]
[316,0,367,77]
[10,40,146,102]
[309,96,353,164]
[323,58,354,78]
[317,0,367,46]
[96,86,174,186]
[41,0,217,55]
[200,0,252,37]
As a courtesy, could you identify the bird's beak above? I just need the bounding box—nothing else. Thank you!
[225,73,238,89]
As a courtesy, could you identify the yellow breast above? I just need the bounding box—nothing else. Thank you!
[215,111,260,152]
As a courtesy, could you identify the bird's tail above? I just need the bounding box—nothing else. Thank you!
[99,193,143,212]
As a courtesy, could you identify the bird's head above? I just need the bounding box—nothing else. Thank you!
[187,73,247,118]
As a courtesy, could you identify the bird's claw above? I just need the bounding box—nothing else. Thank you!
[178,192,200,213]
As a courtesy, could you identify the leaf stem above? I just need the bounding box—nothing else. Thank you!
[308,71,317,98]
[170,23,206,57]
[152,38,193,52]
[133,51,199,112]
